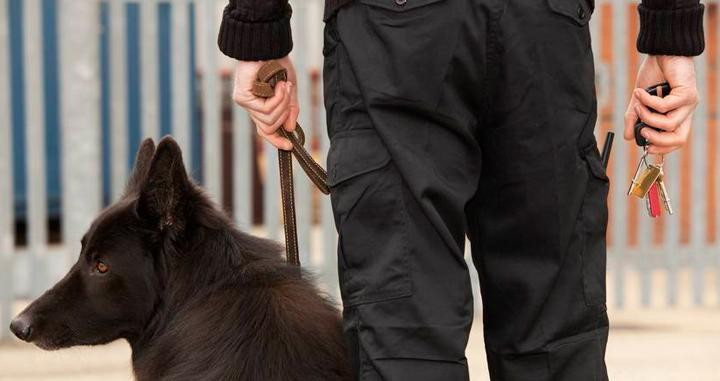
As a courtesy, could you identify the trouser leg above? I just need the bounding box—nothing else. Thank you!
[466,0,609,379]
[323,1,487,379]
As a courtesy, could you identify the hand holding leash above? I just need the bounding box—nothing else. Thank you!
[251,61,330,267]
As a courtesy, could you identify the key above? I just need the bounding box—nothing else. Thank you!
[647,182,662,218]
[628,149,650,196]
[655,172,674,215]
[630,164,661,199]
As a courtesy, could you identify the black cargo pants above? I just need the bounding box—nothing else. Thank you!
[323,0,609,379]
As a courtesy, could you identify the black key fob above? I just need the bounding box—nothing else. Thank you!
[634,82,671,147]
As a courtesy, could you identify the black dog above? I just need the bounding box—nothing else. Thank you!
[9,137,350,380]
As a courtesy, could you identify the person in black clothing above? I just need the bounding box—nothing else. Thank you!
[219,0,703,380]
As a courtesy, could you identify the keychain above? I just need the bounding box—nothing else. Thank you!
[628,82,674,218]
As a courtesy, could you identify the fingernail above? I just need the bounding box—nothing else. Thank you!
[634,105,641,113]
[641,129,650,138]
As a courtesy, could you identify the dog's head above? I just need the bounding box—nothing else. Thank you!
[9,137,194,349]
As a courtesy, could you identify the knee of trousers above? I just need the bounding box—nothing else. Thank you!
[485,311,609,381]
[342,298,472,381]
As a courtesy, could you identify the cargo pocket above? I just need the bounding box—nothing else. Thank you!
[327,129,412,307]
[578,144,608,307]
[350,0,457,107]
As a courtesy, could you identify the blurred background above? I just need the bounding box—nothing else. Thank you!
[0,0,718,380]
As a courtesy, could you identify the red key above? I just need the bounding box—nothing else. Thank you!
[647,182,662,218]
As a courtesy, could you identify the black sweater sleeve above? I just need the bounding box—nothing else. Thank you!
[217,0,705,61]
[217,0,293,61]
[638,0,705,56]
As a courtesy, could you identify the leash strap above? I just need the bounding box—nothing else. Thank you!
[252,61,330,267]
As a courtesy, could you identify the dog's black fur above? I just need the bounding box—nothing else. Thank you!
[10,137,351,380]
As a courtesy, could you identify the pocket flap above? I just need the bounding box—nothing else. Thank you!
[580,144,609,182]
[359,0,445,12]
[548,0,593,26]
[327,129,392,187]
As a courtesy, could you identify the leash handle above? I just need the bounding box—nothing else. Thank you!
[253,61,330,195]
[251,61,330,266]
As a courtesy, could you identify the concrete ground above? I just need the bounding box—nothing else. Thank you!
[1,307,719,380]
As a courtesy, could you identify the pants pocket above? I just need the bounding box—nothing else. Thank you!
[328,129,412,307]
[578,144,609,307]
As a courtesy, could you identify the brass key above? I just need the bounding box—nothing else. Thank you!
[628,149,650,196]
[630,164,661,199]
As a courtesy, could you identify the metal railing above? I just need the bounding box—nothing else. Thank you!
[0,0,718,340]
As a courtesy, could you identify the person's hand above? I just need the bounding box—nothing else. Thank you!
[232,56,299,150]
[623,55,699,154]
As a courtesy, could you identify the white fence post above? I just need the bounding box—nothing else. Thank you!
[664,149,681,306]
[172,0,192,169]
[293,0,313,263]
[691,22,709,306]
[0,0,15,339]
[109,0,128,201]
[59,0,102,272]
[232,105,253,230]
[23,0,48,297]
[610,0,629,308]
[199,0,222,202]
[141,0,160,140]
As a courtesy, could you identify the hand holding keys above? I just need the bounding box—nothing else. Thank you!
[628,83,675,218]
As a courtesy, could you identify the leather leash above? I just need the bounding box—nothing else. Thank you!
[251,60,330,267]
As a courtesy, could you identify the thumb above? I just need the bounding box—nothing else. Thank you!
[284,86,299,133]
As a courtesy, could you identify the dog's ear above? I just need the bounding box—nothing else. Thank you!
[126,138,156,194]
[138,136,190,230]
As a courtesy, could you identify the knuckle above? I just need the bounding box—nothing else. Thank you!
[233,93,245,106]
[259,104,273,114]
[259,114,273,125]
[659,120,673,130]
[258,123,273,134]
[265,113,278,125]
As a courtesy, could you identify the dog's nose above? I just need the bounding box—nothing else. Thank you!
[10,315,33,342]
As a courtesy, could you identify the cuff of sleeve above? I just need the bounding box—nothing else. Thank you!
[217,4,293,61]
[637,4,705,56]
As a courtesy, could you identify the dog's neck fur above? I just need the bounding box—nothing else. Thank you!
[127,191,342,380]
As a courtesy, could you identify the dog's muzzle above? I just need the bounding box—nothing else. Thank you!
[10,314,34,342]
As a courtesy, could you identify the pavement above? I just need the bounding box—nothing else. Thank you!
[1,306,719,381]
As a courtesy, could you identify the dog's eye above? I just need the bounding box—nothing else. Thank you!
[96,261,109,274]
